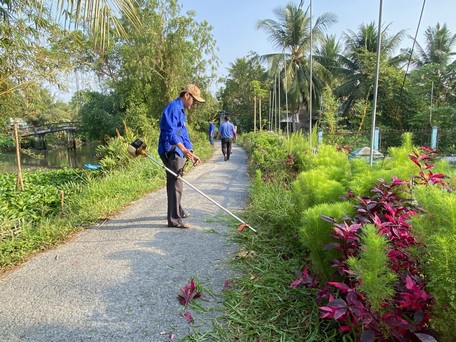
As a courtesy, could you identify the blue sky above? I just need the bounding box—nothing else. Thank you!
[56,1,456,100]
[181,0,456,87]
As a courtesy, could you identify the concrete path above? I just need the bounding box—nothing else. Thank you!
[0,144,250,342]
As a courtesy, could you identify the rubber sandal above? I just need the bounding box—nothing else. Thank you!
[168,223,190,229]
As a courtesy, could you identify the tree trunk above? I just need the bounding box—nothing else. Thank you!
[253,96,257,132]
[259,97,262,131]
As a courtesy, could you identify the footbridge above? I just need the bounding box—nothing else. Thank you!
[15,122,80,149]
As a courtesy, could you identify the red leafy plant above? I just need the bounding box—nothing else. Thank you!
[177,278,202,308]
[291,147,446,341]
[336,144,352,153]
[180,311,194,324]
[177,278,203,324]
[409,146,451,190]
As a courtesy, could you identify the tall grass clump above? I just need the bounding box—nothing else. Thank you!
[65,158,164,224]
[283,132,313,172]
[247,169,297,244]
[239,132,297,185]
[387,132,414,168]
[0,134,15,151]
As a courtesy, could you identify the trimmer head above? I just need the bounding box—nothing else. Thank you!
[128,139,147,157]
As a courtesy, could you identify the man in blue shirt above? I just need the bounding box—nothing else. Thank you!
[158,84,204,228]
[218,115,236,161]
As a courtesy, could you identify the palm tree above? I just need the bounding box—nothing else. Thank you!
[1,1,139,50]
[408,23,456,124]
[334,22,406,127]
[314,34,344,89]
[57,0,141,51]
[0,0,138,127]
[412,23,456,67]
[256,2,336,120]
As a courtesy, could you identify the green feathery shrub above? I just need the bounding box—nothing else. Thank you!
[412,186,456,341]
[299,202,354,280]
[347,224,397,313]
[311,145,351,183]
[291,169,346,223]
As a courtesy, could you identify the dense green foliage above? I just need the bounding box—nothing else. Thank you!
[211,131,456,341]
[0,134,14,151]
[0,169,91,222]
[72,0,220,141]
[78,92,122,140]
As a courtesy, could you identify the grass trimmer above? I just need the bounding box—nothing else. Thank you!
[128,139,256,233]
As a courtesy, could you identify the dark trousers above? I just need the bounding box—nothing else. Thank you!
[221,138,233,160]
[160,152,187,226]
[208,133,214,146]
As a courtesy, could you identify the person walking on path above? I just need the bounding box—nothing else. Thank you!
[208,119,215,146]
[218,115,236,161]
[158,84,205,229]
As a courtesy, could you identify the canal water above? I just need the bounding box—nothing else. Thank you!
[0,143,100,173]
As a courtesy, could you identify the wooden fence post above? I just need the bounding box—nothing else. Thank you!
[14,123,24,191]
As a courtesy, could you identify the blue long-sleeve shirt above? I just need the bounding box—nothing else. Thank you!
[219,121,235,139]
[157,98,192,158]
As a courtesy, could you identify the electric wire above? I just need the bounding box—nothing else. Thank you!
[392,0,426,120]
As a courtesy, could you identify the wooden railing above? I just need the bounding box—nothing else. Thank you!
[14,122,80,137]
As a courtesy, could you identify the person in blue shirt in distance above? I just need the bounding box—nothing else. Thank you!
[208,119,215,146]
[157,84,205,229]
[218,115,236,161]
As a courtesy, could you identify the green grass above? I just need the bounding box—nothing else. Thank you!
[0,160,165,269]
[184,226,339,341]
[183,171,339,341]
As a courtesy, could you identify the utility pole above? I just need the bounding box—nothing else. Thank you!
[309,0,313,148]
[429,81,434,125]
[369,0,383,166]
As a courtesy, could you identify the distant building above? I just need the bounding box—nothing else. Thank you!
[9,118,28,129]
[280,113,300,132]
